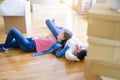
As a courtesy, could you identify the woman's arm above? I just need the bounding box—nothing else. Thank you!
[55,46,69,58]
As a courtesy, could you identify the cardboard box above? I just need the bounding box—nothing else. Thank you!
[87,3,120,63]
[87,3,120,41]
[87,37,120,63]
[85,3,120,80]
[84,58,102,80]
[2,0,31,33]
[84,57,120,80]
[3,16,27,33]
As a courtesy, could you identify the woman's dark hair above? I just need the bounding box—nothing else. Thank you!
[61,29,73,47]
[77,50,87,60]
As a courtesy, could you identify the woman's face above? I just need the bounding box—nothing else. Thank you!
[57,31,65,42]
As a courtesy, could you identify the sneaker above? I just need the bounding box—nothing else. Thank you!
[0,47,9,53]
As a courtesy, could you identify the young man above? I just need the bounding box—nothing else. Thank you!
[64,36,88,61]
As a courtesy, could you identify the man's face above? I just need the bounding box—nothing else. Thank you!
[74,45,82,56]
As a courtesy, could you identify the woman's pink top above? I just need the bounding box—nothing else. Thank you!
[34,37,56,52]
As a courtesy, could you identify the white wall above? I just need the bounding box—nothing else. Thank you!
[31,0,60,4]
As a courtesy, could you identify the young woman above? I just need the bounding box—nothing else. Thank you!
[0,19,73,55]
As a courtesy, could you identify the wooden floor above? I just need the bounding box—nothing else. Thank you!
[0,3,88,80]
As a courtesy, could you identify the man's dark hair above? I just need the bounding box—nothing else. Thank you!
[77,50,87,60]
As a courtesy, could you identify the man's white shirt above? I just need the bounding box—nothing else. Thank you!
[65,36,88,61]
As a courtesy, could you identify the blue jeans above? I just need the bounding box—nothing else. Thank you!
[0,28,36,52]
[46,19,63,39]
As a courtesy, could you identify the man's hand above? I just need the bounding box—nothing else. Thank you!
[74,44,82,56]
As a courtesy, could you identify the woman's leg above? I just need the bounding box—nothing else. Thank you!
[3,38,31,48]
[0,38,19,49]
[0,40,19,48]
[46,19,63,39]
[3,28,35,51]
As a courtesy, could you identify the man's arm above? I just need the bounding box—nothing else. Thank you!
[65,50,80,61]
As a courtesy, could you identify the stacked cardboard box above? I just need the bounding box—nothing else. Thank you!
[85,3,120,80]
